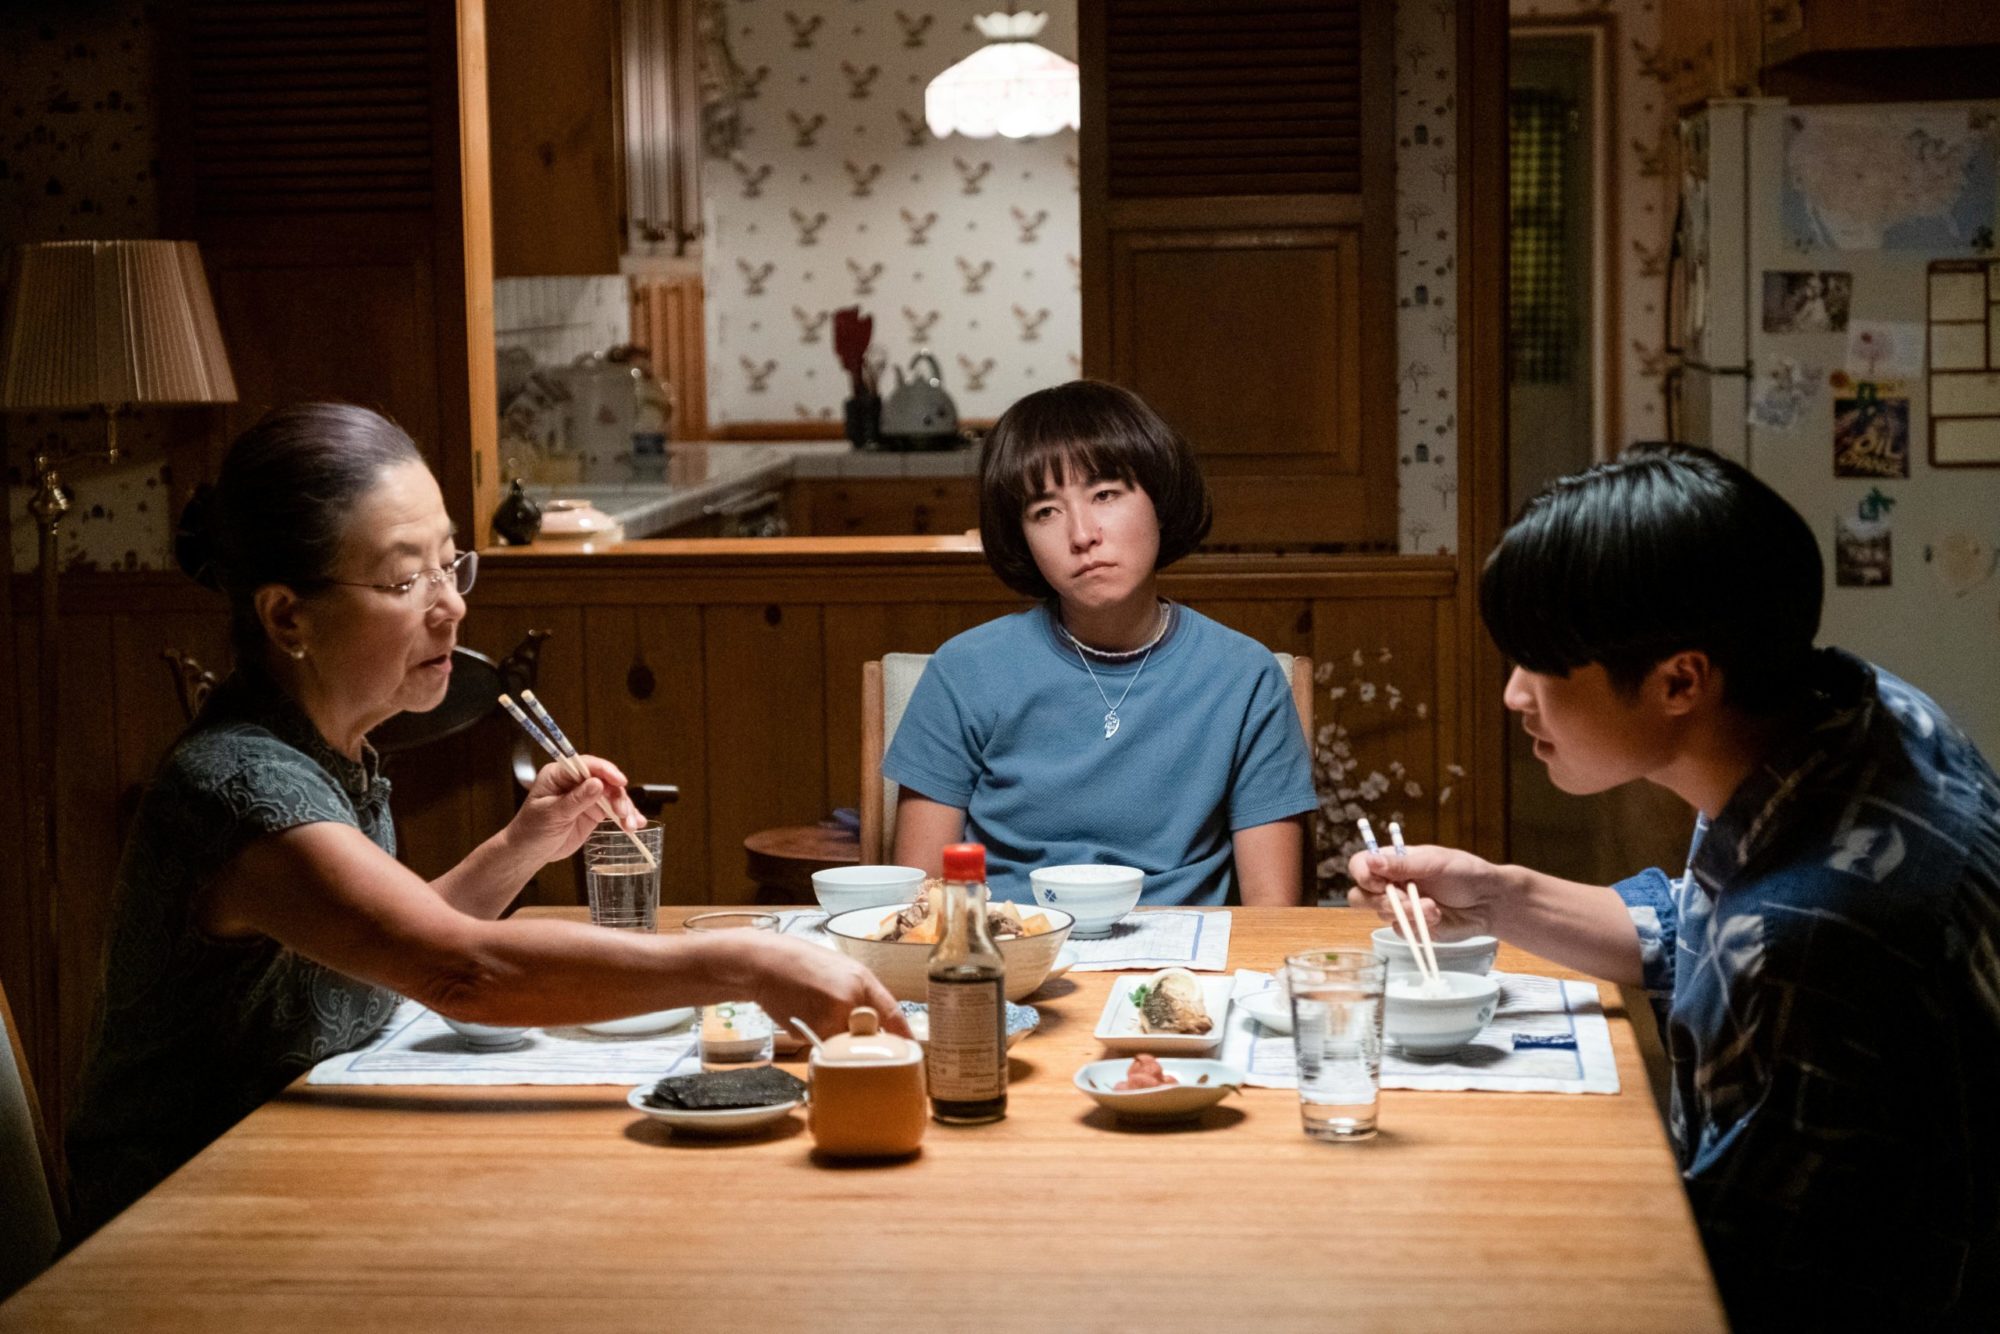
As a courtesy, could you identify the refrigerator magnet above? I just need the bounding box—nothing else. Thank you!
[1763,271,1853,333]
[1835,512,1894,589]
[1925,533,1998,597]
[1833,386,1911,479]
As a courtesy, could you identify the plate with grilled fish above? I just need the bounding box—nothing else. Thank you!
[1092,968,1232,1054]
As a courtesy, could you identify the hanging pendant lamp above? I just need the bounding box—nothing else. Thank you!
[923,11,1079,141]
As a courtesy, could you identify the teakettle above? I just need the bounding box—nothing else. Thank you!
[876,351,960,451]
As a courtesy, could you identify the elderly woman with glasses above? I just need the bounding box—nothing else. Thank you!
[66,403,901,1235]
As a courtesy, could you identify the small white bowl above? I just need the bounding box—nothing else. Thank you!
[811,865,927,915]
[582,1007,697,1038]
[823,902,1074,1003]
[1371,926,1500,976]
[440,1015,530,1048]
[624,1085,801,1135]
[1383,971,1500,1054]
[1028,864,1144,939]
[1074,1058,1244,1122]
[1237,987,1292,1035]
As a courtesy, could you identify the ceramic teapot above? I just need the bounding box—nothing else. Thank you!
[877,351,960,450]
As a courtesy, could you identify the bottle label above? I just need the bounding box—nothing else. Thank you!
[926,976,1006,1101]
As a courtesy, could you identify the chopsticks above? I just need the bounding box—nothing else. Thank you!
[1356,817,1442,986]
[498,691,657,869]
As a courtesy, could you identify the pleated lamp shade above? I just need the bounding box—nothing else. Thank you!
[0,239,237,410]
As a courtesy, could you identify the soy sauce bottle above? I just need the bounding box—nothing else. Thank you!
[925,842,1007,1124]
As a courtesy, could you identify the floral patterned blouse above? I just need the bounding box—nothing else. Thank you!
[67,673,400,1234]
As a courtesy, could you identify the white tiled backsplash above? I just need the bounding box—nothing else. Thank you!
[494,275,633,370]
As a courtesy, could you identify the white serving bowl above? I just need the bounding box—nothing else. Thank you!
[823,902,1074,1002]
[1383,971,1500,1054]
[1028,864,1144,939]
[811,864,927,915]
[440,1015,530,1048]
[1371,926,1500,976]
[1073,1058,1244,1122]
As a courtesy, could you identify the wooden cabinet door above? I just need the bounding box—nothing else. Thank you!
[487,0,624,276]
[1081,0,1396,548]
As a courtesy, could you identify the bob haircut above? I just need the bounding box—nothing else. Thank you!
[978,380,1212,600]
[1479,442,1822,717]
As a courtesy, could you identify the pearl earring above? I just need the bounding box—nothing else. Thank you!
[289,646,306,661]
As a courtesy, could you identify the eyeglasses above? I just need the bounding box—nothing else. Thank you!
[330,550,478,609]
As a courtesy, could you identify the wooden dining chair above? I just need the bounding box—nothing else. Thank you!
[1,975,63,1300]
[859,652,1315,867]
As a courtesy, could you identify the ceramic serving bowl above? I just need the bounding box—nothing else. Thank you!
[440,1015,530,1048]
[823,902,1074,1002]
[1073,1058,1244,1122]
[1382,971,1500,1054]
[1027,864,1144,938]
[1371,926,1500,976]
[811,864,927,915]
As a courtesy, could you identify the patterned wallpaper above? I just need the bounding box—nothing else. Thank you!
[2,0,182,574]
[1511,0,1677,451]
[699,0,1081,427]
[8,0,1471,565]
[1395,0,1461,554]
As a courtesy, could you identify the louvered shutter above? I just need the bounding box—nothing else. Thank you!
[1081,0,1395,548]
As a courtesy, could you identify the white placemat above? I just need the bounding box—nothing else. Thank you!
[306,999,700,1086]
[1220,969,1620,1095]
[776,907,1232,972]
[1063,910,1232,971]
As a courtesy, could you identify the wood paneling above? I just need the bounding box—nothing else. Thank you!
[582,605,709,904]
[794,478,980,538]
[486,0,622,276]
[701,604,828,903]
[630,271,707,441]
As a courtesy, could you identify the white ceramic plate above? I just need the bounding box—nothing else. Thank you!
[1073,1058,1244,1121]
[624,1084,801,1135]
[1092,973,1233,1054]
[1236,987,1292,1035]
[584,1006,697,1038]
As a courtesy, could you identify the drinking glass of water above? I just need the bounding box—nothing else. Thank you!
[683,910,780,1069]
[584,823,664,931]
[1285,950,1387,1142]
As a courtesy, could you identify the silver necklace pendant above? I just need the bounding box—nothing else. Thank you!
[1104,710,1120,739]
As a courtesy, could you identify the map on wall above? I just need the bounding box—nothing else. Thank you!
[1782,108,1998,252]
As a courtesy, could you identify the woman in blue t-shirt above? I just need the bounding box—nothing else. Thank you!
[884,381,1317,906]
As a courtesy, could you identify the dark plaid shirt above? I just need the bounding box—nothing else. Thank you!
[1616,650,2000,1330]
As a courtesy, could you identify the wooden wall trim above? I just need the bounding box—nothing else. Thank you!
[1458,0,1514,862]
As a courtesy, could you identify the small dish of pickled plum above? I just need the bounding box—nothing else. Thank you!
[1073,1055,1244,1122]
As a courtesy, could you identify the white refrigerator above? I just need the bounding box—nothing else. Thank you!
[1674,98,2000,754]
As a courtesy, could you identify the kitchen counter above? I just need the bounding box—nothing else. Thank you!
[520,440,980,541]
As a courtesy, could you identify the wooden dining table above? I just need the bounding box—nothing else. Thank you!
[3,907,1725,1331]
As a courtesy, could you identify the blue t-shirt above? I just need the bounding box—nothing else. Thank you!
[882,603,1317,906]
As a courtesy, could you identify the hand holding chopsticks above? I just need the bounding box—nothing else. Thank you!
[1355,818,1443,986]
[498,692,657,869]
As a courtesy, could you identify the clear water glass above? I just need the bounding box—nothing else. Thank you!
[1285,950,1387,1142]
[683,911,780,1069]
[584,822,663,931]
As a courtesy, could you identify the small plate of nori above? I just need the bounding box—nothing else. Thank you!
[627,1066,806,1135]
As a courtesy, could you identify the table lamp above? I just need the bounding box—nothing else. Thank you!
[0,239,237,1084]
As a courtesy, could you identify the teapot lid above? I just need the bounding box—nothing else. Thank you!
[815,1005,920,1065]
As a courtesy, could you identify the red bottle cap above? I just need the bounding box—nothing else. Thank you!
[941,843,986,882]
